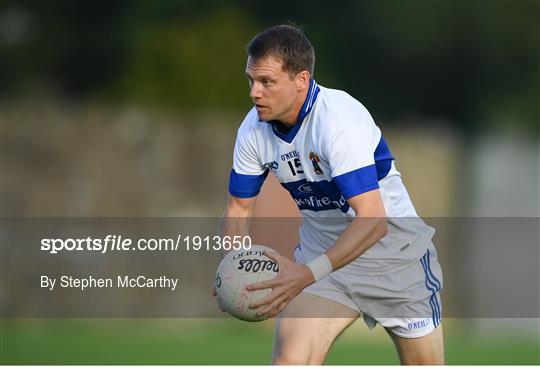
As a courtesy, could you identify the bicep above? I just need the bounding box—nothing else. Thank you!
[347,189,386,218]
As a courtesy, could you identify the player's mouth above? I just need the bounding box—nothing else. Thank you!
[255,104,266,110]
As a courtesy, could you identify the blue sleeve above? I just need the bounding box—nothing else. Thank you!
[333,164,379,199]
[228,169,269,198]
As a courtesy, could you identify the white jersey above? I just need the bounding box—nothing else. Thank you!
[229,80,435,274]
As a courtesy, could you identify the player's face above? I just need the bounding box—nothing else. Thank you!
[246,55,309,125]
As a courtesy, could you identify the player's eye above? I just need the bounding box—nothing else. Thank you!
[262,79,272,87]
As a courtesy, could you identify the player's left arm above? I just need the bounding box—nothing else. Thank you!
[247,188,387,318]
[324,189,387,269]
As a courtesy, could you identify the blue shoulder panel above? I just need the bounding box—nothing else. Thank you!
[374,135,394,180]
[374,135,394,161]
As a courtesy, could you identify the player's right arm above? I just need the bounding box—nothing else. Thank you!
[219,195,257,245]
[213,112,267,299]
[222,111,268,238]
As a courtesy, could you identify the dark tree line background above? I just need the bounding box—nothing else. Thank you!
[1,0,538,134]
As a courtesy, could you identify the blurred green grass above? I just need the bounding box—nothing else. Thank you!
[1,319,538,364]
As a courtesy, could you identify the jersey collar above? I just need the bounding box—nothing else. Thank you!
[260,79,320,144]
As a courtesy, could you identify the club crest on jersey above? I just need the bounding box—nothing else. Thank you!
[309,152,324,175]
[263,161,278,170]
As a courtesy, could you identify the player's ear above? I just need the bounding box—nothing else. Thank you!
[295,71,311,91]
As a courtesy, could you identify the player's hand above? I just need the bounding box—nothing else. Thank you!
[246,250,315,318]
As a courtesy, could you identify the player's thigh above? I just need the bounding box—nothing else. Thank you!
[272,292,359,365]
[387,324,445,365]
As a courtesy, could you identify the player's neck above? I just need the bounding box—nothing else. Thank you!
[280,88,310,127]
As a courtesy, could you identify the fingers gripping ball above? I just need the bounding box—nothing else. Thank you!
[215,245,279,321]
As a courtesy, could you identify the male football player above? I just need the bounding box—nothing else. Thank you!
[219,24,444,365]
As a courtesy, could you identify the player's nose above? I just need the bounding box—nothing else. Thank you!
[249,82,263,100]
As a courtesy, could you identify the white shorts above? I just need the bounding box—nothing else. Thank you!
[295,244,443,338]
